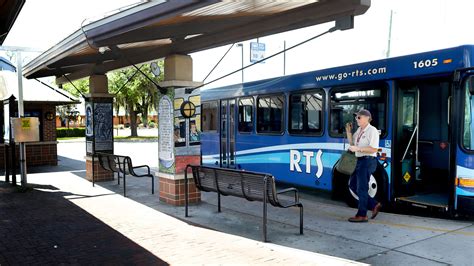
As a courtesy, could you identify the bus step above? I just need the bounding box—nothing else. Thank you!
[396,193,449,211]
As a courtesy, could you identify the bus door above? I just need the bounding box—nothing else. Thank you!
[395,79,452,211]
[453,73,474,214]
[395,88,419,197]
[220,99,236,168]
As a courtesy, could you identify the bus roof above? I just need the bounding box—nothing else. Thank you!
[0,56,16,72]
[202,45,474,101]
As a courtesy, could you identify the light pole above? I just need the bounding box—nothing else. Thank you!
[237,43,244,83]
[0,46,42,186]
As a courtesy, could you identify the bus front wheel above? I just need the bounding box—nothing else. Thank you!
[346,162,388,208]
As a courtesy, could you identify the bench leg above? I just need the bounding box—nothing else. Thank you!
[123,174,126,197]
[151,175,154,194]
[117,172,120,185]
[299,204,303,235]
[185,168,189,217]
[92,154,95,187]
[218,192,221,213]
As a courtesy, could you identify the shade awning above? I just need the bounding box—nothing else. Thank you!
[23,0,370,84]
[0,0,25,44]
[0,71,79,105]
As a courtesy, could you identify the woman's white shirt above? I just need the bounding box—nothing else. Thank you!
[353,124,379,157]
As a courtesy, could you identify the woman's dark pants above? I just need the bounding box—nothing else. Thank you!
[349,156,378,217]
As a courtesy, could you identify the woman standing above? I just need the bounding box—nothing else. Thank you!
[345,109,382,222]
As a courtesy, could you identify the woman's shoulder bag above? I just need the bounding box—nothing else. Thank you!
[335,134,357,175]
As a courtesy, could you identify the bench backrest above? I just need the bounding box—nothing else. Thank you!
[189,165,278,205]
[97,153,134,175]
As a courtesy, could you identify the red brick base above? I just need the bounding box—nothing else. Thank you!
[86,157,113,182]
[175,155,201,174]
[0,143,58,169]
[159,177,200,206]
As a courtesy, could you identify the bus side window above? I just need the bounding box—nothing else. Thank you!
[257,94,284,134]
[331,108,344,134]
[202,101,218,132]
[463,78,474,150]
[289,90,324,135]
[238,97,254,133]
[329,86,387,137]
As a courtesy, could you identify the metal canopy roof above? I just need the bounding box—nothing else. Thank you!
[0,71,78,105]
[0,0,26,44]
[23,0,370,84]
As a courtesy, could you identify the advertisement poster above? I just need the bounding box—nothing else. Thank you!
[158,94,175,173]
[93,102,113,152]
[85,103,93,137]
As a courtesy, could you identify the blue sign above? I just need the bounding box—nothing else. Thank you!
[250,42,265,63]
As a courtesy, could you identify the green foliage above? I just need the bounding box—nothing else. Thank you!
[62,78,89,97]
[109,61,164,136]
[57,127,85,138]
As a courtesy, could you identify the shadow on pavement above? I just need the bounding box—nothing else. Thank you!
[0,181,167,265]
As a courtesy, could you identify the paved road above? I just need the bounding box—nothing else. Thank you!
[58,140,159,170]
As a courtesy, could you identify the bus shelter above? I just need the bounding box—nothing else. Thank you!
[23,0,371,205]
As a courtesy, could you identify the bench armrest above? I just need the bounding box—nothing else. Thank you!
[277,187,300,203]
[131,165,151,176]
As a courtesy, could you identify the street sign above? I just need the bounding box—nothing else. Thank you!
[250,42,265,63]
[12,117,40,142]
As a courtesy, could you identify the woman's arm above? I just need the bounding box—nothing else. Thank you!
[345,123,354,145]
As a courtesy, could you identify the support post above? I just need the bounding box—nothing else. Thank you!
[158,54,202,206]
[85,75,114,182]
[16,51,27,186]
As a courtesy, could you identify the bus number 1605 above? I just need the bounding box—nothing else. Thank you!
[413,58,438,69]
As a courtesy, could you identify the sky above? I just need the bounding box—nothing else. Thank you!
[3,0,474,89]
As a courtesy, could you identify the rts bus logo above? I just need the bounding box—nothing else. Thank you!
[290,150,323,178]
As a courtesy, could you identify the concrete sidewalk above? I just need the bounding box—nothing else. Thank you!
[1,170,362,265]
[98,173,474,266]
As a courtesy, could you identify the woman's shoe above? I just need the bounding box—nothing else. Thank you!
[348,216,368,222]
[371,203,382,219]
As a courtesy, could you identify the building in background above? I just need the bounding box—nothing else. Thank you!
[0,65,78,168]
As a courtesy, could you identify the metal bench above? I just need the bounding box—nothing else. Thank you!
[95,153,154,197]
[184,165,303,242]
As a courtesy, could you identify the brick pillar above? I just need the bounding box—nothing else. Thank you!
[159,155,201,205]
[157,54,202,206]
[85,156,113,181]
[85,74,114,182]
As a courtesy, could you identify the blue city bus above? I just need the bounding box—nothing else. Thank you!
[200,45,474,215]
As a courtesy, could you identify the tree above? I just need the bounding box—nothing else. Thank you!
[132,62,163,127]
[62,78,89,97]
[109,61,163,137]
[57,78,88,128]
[57,105,80,128]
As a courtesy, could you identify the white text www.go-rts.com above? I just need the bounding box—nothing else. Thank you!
[315,67,387,81]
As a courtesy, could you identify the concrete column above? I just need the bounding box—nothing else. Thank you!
[85,74,114,182]
[158,54,202,205]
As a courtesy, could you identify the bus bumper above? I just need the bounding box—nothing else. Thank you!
[457,196,474,213]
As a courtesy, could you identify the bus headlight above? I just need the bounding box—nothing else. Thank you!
[457,177,474,188]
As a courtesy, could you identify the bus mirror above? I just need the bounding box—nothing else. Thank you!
[468,76,474,95]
